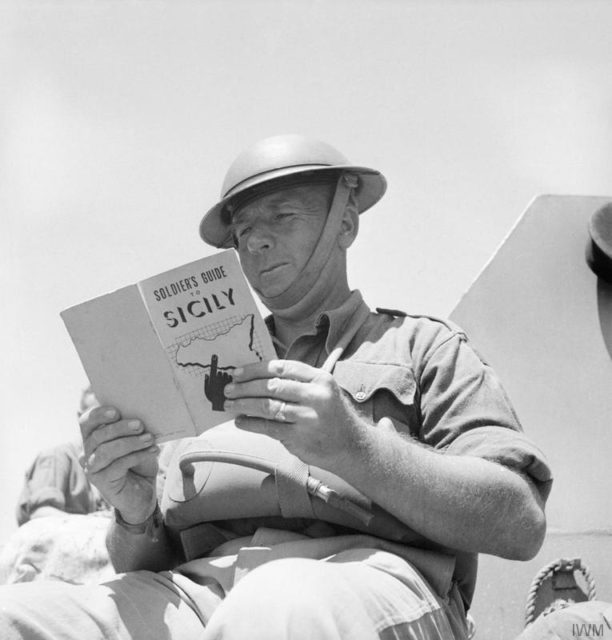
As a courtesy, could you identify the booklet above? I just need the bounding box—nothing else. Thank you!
[61,250,276,442]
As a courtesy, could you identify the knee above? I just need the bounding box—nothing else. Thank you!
[230,558,332,614]
[205,559,349,640]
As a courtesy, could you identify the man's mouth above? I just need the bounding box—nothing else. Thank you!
[260,263,288,277]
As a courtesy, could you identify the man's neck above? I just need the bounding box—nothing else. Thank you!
[271,279,352,348]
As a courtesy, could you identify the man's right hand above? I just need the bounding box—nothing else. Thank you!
[79,405,159,525]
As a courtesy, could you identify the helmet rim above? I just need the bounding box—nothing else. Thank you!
[200,163,386,248]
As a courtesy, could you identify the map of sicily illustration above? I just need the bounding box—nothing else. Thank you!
[173,314,263,411]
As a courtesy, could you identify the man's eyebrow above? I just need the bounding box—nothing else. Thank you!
[276,199,307,210]
[272,194,323,213]
[231,199,300,224]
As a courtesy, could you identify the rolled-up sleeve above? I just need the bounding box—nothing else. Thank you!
[417,330,552,500]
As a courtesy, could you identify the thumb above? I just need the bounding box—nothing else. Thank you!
[376,417,397,434]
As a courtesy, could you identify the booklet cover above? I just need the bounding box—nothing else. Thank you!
[61,250,276,442]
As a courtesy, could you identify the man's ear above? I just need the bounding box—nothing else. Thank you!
[338,194,359,249]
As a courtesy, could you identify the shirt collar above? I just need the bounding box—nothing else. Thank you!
[319,290,369,356]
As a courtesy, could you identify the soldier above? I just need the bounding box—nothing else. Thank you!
[0,135,552,639]
[16,387,107,525]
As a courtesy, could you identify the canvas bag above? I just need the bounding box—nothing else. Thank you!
[161,421,426,560]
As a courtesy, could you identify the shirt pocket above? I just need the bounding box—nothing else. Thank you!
[332,361,419,436]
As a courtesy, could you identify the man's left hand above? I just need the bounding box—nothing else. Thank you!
[223,359,366,470]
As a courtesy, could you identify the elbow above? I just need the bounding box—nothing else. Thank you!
[495,470,549,561]
[501,506,547,561]
[520,508,547,561]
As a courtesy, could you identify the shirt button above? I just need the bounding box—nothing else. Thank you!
[355,391,366,401]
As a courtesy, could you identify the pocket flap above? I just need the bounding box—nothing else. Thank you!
[333,360,416,405]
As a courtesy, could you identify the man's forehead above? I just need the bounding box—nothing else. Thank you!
[232,184,331,223]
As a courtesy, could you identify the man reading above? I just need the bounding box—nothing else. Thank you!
[0,134,551,640]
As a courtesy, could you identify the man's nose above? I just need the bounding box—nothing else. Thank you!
[245,225,274,253]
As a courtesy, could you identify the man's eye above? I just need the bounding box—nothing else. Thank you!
[231,226,250,248]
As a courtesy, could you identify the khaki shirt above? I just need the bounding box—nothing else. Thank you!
[172,290,552,609]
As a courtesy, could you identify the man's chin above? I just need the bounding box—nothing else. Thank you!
[255,280,297,306]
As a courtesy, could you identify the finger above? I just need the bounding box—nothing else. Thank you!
[79,405,122,440]
[233,360,320,384]
[84,419,146,458]
[88,446,159,484]
[225,397,300,423]
[86,433,157,475]
[224,377,306,403]
[210,354,218,377]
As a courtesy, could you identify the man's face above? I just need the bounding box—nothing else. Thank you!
[231,184,332,299]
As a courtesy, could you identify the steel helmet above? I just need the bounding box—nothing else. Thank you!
[199,134,387,247]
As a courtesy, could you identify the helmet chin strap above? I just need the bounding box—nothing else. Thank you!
[258,173,357,314]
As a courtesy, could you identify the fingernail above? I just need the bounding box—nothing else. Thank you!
[104,409,116,419]
[139,433,153,442]
[224,400,234,410]
[128,420,141,431]
[224,383,235,396]
[232,367,243,379]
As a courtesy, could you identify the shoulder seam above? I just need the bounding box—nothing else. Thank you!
[405,314,467,337]
[417,331,467,379]
[375,308,467,337]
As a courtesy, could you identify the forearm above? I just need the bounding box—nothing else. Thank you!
[334,424,546,560]
[106,514,182,573]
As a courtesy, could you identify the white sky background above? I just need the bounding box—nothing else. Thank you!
[1,0,612,541]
